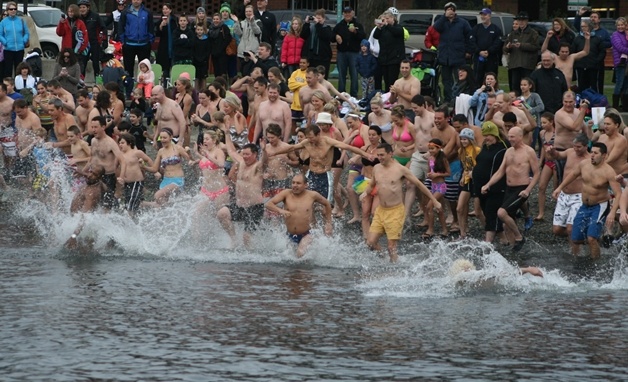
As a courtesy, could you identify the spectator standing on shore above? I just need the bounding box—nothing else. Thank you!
[333,6,365,98]
[373,9,405,93]
[0,2,29,78]
[119,0,154,78]
[573,7,611,96]
[254,0,276,53]
[469,8,502,86]
[78,0,106,78]
[433,2,472,104]
[503,12,539,96]
[301,10,334,79]
[155,3,177,84]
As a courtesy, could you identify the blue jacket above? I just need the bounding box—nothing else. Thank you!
[356,50,377,78]
[119,4,154,45]
[434,15,471,66]
[0,16,29,51]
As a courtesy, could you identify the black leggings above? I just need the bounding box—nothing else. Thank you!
[479,191,504,233]
[2,50,23,78]
[381,63,400,93]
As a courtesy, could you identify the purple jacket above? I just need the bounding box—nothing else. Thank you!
[611,30,628,66]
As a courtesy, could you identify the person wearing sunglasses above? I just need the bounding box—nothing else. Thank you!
[0,2,30,79]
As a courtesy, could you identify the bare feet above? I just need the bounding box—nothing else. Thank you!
[534,215,544,221]
[347,217,360,224]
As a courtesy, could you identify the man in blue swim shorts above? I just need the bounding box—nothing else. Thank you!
[552,142,621,259]
[265,174,332,258]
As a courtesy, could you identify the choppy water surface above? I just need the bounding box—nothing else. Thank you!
[2,195,628,380]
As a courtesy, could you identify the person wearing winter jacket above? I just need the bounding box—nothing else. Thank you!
[207,13,232,79]
[135,59,154,98]
[356,39,377,99]
[503,12,539,95]
[333,6,366,97]
[191,23,212,91]
[300,9,334,79]
[0,2,30,79]
[281,16,305,77]
[155,3,177,82]
[78,0,107,77]
[424,20,440,49]
[233,5,262,76]
[610,17,628,111]
[434,2,472,103]
[56,4,89,58]
[275,22,289,68]
[571,21,605,93]
[172,14,193,65]
[373,9,405,92]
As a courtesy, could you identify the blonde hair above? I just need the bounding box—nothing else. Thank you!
[223,95,241,111]
[323,102,338,115]
[370,92,383,106]
[448,259,476,277]
[212,110,225,123]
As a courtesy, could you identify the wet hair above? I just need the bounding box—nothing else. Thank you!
[411,94,425,106]
[428,138,448,173]
[591,142,607,154]
[67,125,81,135]
[503,112,517,125]
[161,127,174,136]
[266,123,282,137]
[13,99,27,109]
[34,127,47,138]
[119,133,136,148]
[376,142,392,153]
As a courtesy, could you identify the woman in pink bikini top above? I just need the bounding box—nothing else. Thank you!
[191,130,230,208]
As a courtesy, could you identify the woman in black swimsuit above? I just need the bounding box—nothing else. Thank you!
[357,125,382,239]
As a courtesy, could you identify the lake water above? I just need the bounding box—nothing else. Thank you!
[2,193,628,381]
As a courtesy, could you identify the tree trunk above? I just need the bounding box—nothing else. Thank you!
[359,0,390,30]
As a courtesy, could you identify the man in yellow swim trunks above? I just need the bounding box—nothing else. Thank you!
[360,143,442,262]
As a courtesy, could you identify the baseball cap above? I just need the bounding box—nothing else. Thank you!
[480,8,492,15]
[343,6,353,12]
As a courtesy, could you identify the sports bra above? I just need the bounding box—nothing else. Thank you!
[199,158,219,170]
[361,146,379,167]
[161,155,181,168]
[392,121,412,142]
[298,156,310,167]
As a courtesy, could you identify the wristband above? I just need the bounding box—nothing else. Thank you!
[71,234,77,239]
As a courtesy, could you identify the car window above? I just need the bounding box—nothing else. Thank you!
[399,14,432,35]
[460,16,477,28]
[27,9,63,28]
[501,16,514,34]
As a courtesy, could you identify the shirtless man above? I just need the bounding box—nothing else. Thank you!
[89,116,125,209]
[542,32,590,87]
[217,129,265,248]
[596,113,627,175]
[390,60,421,120]
[117,132,153,213]
[46,79,75,113]
[65,163,107,250]
[151,85,186,146]
[552,142,621,259]
[66,125,91,173]
[546,134,590,243]
[75,89,95,134]
[247,77,269,141]
[406,94,435,221]
[485,93,533,143]
[260,124,295,200]
[0,83,15,174]
[254,83,292,143]
[14,99,42,132]
[360,142,441,262]
[47,99,76,155]
[431,107,461,229]
[482,127,540,251]
[265,174,333,258]
[554,91,587,182]
[299,67,331,119]
[231,66,264,115]
[270,124,372,200]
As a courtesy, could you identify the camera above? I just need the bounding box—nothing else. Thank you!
[484,86,493,93]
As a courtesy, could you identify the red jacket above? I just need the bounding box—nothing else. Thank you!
[56,18,89,55]
[281,34,305,66]
[424,25,440,49]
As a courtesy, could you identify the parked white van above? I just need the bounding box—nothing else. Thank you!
[17,4,63,59]
[397,9,516,50]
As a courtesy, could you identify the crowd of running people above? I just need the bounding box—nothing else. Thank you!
[2,2,628,262]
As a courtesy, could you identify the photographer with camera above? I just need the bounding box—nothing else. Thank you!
[469,72,502,126]
[300,9,334,79]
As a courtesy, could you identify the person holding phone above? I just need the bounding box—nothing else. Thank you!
[503,12,539,96]
[53,49,81,98]
[56,4,89,59]
[300,9,334,80]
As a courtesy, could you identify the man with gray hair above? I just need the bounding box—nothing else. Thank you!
[529,50,568,114]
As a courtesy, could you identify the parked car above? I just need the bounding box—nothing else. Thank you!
[397,9,515,50]
[17,4,63,59]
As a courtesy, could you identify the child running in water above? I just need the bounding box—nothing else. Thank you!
[424,138,450,239]
[456,128,483,239]
[535,112,557,221]
[66,125,91,191]
[135,59,154,98]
